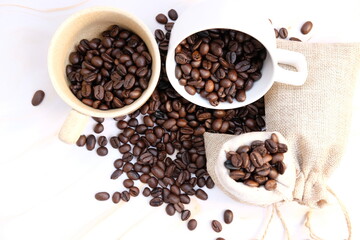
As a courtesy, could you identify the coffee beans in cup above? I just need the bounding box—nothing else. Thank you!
[174,29,266,106]
[224,133,287,190]
[66,25,152,110]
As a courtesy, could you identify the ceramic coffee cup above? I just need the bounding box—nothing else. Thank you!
[48,7,160,144]
[166,1,308,109]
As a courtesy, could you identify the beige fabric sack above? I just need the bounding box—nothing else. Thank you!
[205,131,297,206]
[205,40,360,209]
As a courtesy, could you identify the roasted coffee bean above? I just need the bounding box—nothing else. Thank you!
[96,146,108,156]
[94,123,104,134]
[181,210,191,221]
[279,28,288,39]
[230,153,242,168]
[166,203,176,216]
[95,192,110,201]
[265,139,278,153]
[168,9,178,21]
[129,186,140,197]
[121,191,130,202]
[150,197,163,207]
[123,179,134,188]
[110,137,121,148]
[289,37,302,42]
[86,134,96,150]
[76,135,86,147]
[111,169,123,179]
[244,179,260,187]
[112,192,121,203]
[211,220,222,233]
[301,21,313,35]
[224,209,233,224]
[265,179,277,191]
[156,13,168,24]
[113,159,124,169]
[119,144,131,153]
[187,219,197,231]
[127,171,140,180]
[143,187,151,197]
[97,136,108,146]
[229,170,246,180]
[249,151,263,168]
[31,90,45,106]
[276,161,286,174]
[195,189,208,200]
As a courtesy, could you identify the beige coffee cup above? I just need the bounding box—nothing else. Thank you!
[48,7,160,144]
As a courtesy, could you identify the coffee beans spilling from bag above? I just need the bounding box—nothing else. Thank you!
[66,25,152,110]
[174,29,267,106]
[224,133,287,190]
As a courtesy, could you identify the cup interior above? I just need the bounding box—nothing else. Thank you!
[166,29,276,109]
[48,7,160,118]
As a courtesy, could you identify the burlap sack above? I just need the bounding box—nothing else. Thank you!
[266,40,360,208]
[205,40,360,209]
[205,131,297,206]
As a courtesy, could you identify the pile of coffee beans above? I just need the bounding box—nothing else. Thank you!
[224,133,287,191]
[174,29,267,106]
[66,25,152,110]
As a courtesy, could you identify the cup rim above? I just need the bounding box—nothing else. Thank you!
[48,6,160,118]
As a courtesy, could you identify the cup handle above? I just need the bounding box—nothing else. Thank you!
[58,109,89,144]
[274,49,308,86]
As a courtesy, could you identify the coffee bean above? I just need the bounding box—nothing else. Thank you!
[265,139,278,153]
[166,203,176,216]
[181,210,191,221]
[94,123,104,133]
[97,136,108,146]
[244,179,259,187]
[185,85,196,95]
[195,189,208,200]
[301,21,313,35]
[31,90,45,106]
[224,209,233,224]
[289,37,302,42]
[96,146,108,156]
[111,169,123,180]
[265,179,277,191]
[187,219,197,231]
[156,13,168,24]
[249,151,263,168]
[123,179,134,188]
[168,9,178,21]
[143,187,151,197]
[211,220,222,233]
[150,197,163,207]
[112,192,121,203]
[86,134,96,150]
[76,135,86,147]
[121,191,130,202]
[95,192,109,201]
[279,28,288,39]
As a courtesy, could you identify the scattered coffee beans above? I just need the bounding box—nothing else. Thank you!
[278,28,288,39]
[66,25,152,110]
[31,90,45,106]
[174,29,266,106]
[224,133,287,190]
[168,9,178,21]
[86,8,267,236]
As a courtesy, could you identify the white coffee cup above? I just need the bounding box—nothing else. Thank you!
[166,1,308,109]
[48,7,160,144]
